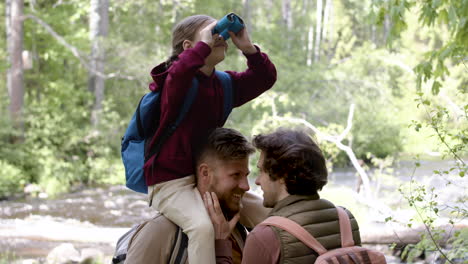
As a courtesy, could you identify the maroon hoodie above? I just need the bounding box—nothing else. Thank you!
[144,41,277,186]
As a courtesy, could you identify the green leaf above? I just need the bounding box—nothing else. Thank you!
[438,9,449,25]
[432,81,442,95]
[439,46,452,60]
[448,5,459,26]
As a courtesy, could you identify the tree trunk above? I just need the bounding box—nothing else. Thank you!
[301,0,309,62]
[327,0,334,61]
[314,0,323,62]
[304,0,313,66]
[6,0,12,102]
[8,0,24,131]
[371,24,376,45]
[5,0,11,106]
[266,0,273,24]
[322,0,331,44]
[282,0,293,52]
[172,0,181,25]
[306,24,314,66]
[242,0,251,33]
[383,14,390,44]
[88,0,109,126]
[321,0,333,61]
[301,0,309,17]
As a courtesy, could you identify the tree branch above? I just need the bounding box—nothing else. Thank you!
[271,104,373,200]
[21,14,141,83]
[337,103,354,142]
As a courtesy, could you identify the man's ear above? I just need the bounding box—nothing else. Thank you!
[198,163,211,184]
[278,177,290,195]
[182,40,193,50]
[278,177,286,185]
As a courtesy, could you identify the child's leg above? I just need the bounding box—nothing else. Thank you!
[239,191,271,229]
[148,176,215,264]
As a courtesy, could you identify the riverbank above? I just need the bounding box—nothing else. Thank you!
[1,213,404,263]
[1,166,466,264]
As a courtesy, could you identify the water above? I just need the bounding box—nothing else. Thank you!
[0,186,152,262]
[1,186,152,227]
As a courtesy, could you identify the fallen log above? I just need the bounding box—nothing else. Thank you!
[360,221,467,246]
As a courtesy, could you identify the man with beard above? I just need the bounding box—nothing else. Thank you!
[206,128,361,264]
[124,128,269,264]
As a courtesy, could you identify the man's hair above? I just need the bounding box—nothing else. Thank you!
[253,128,328,195]
[194,127,255,167]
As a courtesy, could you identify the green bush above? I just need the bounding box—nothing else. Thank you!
[0,79,125,197]
[0,160,27,198]
[353,110,403,160]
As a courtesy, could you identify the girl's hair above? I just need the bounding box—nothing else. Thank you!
[165,15,215,69]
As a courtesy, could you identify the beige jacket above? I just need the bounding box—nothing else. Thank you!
[125,213,248,264]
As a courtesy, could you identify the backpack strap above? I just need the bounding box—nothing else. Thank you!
[145,72,231,161]
[214,71,233,124]
[336,206,355,247]
[135,95,147,138]
[260,216,328,256]
[169,227,188,264]
[146,78,199,160]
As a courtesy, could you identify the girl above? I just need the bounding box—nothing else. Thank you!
[144,14,276,263]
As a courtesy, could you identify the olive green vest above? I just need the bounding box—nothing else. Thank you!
[268,194,361,264]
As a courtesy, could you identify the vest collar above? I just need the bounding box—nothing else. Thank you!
[269,194,320,216]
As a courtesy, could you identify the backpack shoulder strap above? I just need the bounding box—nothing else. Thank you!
[215,70,233,123]
[168,226,188,264]
[260,216,328,256]
[336,206,355,247]
[135,94,147,138]
[146,78,199,160]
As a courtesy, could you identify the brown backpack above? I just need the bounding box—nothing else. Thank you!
[260,207,387,264]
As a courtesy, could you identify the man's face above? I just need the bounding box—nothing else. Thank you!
[207,157,250,216]
[255,151,283,208]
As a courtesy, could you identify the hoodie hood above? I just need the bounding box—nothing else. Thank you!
[148,62,169,92]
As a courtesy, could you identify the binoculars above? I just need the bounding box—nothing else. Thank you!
[212,13,245,40]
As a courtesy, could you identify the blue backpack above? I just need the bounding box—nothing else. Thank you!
[121,71,233,193]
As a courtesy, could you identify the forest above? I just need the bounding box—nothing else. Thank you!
[1,0,467,263]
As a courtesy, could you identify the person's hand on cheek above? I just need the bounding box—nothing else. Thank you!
[203,192,240,240]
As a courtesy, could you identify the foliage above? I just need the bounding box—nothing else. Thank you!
[397,169,467,263]
[0,0,465,204]
[0,80,124,196]
[372,0,467,262]
[446,228,468,262]
[0,160,27,198]
[371,0,468,94]
[0,251,17,264]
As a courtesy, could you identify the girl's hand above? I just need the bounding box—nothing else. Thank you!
[203,192,240,240]
[200,21,221,48]
[228,28,257,55]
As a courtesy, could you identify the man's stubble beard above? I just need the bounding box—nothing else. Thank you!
[209,178,242,220]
